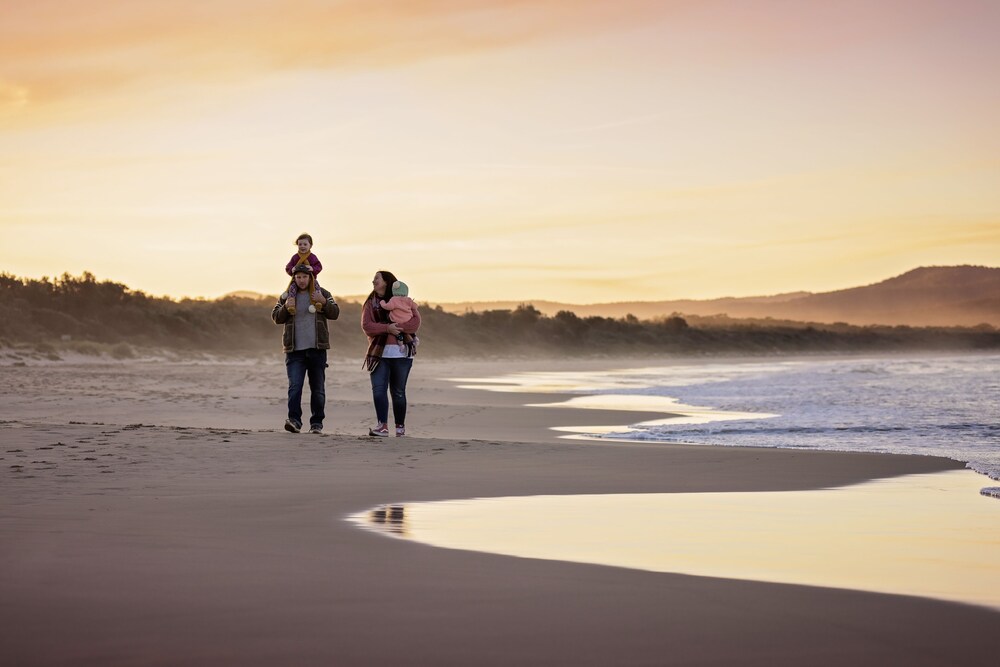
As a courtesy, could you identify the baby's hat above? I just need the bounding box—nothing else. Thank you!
[392,280,409,297]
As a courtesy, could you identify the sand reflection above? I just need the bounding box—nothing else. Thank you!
[352,470,1000,610]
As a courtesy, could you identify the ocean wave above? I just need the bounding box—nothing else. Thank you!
[580,354,1000,483]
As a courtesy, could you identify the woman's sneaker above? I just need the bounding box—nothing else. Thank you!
[395,425,405,437]
[368,423,389,437]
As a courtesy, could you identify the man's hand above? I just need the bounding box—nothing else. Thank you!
[285,297,295,310]
[311,290,327,305]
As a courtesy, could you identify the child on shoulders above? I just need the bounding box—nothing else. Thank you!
[284,233,323,314]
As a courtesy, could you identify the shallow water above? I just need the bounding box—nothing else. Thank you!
[352,470,1000,610]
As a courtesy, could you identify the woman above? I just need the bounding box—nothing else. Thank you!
[362,270,421,437]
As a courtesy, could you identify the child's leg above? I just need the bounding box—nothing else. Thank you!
[309,279,322,308]
[286,279,297,314]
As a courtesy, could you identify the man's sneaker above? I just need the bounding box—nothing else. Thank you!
[368,423,389,437]
[284,419,301,434]
[395,425,405,437]
[309,424,323,434]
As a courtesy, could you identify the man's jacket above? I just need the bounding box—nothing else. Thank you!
[271,288,340,353]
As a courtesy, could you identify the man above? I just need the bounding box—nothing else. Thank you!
[271,263,340,434]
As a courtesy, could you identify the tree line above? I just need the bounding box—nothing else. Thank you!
[2,272,998,360]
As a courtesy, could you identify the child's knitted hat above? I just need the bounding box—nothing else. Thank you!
[391,280,408,297]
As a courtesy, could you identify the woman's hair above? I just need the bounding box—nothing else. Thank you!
[368,270,398,301]
[296,233,313,245]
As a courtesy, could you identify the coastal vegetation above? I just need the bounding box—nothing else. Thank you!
[2,272,998,361]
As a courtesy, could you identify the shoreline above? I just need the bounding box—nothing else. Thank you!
[2,357,997,665]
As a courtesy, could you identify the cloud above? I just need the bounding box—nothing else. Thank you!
[5,0,995,130]
[0,0,672,117]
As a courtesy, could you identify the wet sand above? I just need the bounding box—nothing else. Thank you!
[1,357,996,665]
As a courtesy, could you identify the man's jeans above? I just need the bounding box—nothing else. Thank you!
[370,357,412,426]
[286,348,327,427]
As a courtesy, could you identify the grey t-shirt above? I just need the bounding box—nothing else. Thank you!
[293,290,317,351]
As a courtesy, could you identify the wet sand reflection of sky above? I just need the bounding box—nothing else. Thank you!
[350,471,1000,611]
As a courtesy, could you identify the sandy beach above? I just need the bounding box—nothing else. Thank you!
[1,356,996,666]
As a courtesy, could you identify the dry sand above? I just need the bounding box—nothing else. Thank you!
[1,357,996,665]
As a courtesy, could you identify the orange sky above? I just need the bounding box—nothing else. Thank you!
[1,0,998,302]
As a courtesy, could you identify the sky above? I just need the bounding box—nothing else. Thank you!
[1,0,998,303]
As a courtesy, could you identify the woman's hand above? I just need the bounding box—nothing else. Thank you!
[387,323,401,336]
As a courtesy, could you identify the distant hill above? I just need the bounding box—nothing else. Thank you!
[431,266,1000,327]
[755,266,1000,327]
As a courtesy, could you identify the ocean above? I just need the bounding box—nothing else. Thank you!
[462,352,1000,484]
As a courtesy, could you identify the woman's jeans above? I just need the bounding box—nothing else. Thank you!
[370,357,412,426]
[285,348,327,427]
